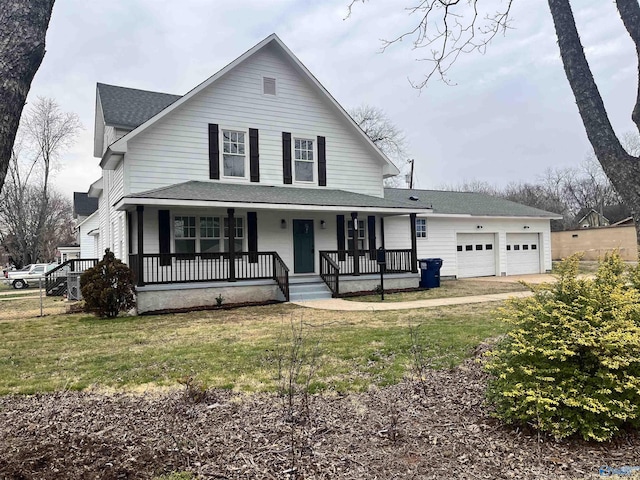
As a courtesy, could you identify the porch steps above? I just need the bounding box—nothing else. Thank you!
[288,275,333,301]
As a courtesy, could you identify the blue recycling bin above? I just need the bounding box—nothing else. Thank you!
[419,258,443,288]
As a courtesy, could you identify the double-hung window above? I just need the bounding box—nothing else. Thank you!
[347,219,366,251]
[200,217,220,254]
[416,218,427,238]
[174,215,244,253]
[222,130,246,178]
[294,138,314,182]
[223,217,244,252]
[174,216,196,253]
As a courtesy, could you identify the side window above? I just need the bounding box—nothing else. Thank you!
[200,217,220,253]
[416,218,427,238]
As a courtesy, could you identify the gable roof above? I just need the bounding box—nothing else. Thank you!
[104,34,399,176]
[73,192,99,217]
[385,188,562,218]
[116,181,430,213]
[574,204,631,225]
[97,83,181,129]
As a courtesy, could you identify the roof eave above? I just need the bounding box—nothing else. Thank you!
[114,196,433,215]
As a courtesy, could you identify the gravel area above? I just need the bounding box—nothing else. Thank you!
[1,358,638,479]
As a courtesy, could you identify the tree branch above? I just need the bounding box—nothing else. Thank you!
[615,0,640,133]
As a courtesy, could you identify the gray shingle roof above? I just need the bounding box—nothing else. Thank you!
[128,181,423,210]
[97,83,181,129]
[384,188,561,217]
[73,192,98,217]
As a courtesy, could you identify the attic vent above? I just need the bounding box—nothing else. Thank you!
[263,77,276,95]
[409,196,419,201]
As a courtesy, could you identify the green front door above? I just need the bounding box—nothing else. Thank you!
[293,219,315,273]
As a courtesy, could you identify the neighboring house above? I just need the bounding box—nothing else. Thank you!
[575,204,632,228]
[84,34,558,313]
[57,192,100,262]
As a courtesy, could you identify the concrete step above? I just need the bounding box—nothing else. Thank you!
[288,276,333,301]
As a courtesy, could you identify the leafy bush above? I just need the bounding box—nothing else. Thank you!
[485,252,640,441]
[81,249,136,318]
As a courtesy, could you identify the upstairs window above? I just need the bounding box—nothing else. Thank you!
[222,130,246,178]
[294,138,314,182]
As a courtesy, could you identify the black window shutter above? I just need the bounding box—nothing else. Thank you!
[282,132,292,184]
[158,210,171,266]
[249,128,259,183]
[208,124,219,180]
[367,215,376,259]
[337,214,345,261]
[248,211,258,263]
[317,135,326,186]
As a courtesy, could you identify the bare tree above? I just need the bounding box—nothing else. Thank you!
[349,104,411,187]
[348,1,640,248]
[0,0,56,196]
[0,97,81,266]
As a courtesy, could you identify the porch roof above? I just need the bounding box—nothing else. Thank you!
[116,181,431,214]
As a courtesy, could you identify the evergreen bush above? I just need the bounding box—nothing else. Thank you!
[485,252,640,441]
[80,249,136,318]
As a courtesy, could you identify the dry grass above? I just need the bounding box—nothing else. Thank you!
[345,278,527,302]
[0,296,507,394]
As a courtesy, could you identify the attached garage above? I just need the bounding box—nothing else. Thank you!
[506,233,541,275]
[456,233,496,278]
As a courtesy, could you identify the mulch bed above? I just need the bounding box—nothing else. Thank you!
[1,359,638,479]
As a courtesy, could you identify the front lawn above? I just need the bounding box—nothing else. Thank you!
[0,300,507,394]
[345,278,527,302]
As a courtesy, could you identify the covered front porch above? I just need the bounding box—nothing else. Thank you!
[117,181,430,312]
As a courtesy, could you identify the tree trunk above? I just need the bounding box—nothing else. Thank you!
[547,0,640,253]
[0,0,55,196]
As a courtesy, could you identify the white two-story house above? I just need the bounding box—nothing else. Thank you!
[86,34,558,313]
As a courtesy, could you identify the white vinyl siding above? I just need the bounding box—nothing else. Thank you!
[78,213,99,259]
[384,216,552,278]
[125,44,384,196]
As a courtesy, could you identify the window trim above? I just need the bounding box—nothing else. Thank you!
[292,135,316,185]
[172,214,245,254]
[416,218,427,238]
[347,218,367,252]
[262,75,277,96]
[220,127,250,181]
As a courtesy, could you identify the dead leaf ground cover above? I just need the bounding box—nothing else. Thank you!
[1,357,638,480]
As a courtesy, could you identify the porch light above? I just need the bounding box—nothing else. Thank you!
[320,220,326,229]
[281,219,287,229]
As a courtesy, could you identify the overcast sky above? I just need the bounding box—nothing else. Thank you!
[27,0,637,199]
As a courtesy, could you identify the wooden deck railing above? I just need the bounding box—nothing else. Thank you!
[129,251,290,300]
[45,258,99,296]
[319,252,340,296]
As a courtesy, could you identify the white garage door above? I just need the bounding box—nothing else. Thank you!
[456,233,496,278]
[506,233,541,275]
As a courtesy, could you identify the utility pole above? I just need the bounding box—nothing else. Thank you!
[407,159,415,189]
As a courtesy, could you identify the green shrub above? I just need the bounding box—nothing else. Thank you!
[80,249,136,318]
[485,252,640,441]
